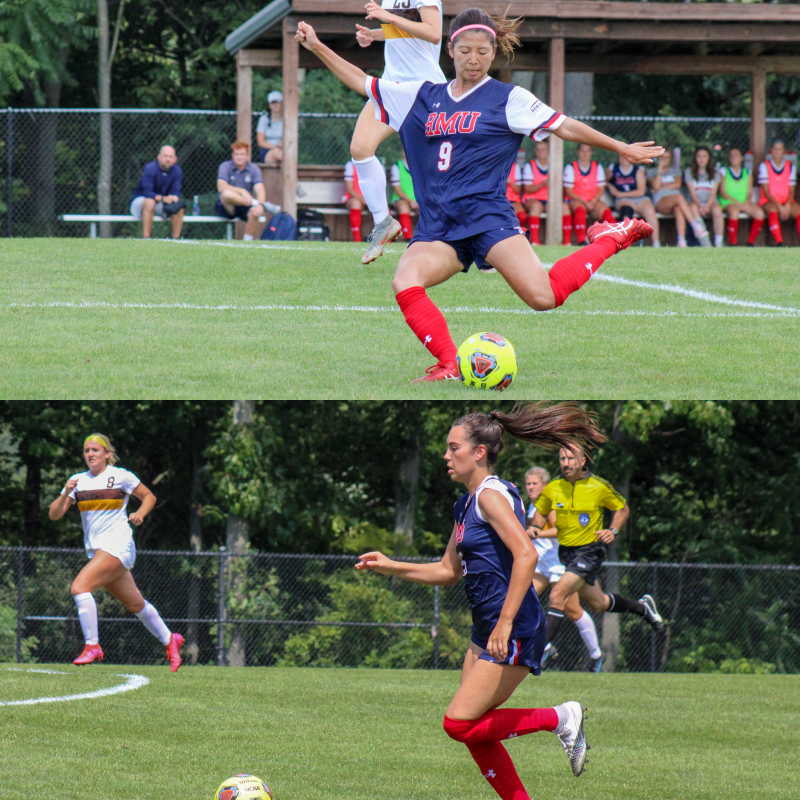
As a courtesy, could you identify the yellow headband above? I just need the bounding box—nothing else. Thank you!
[84,435,109,449]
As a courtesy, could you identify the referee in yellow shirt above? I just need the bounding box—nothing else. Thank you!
[531,445,663,659]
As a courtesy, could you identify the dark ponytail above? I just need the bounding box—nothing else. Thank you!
[449,7,522,61]
[453,403,607,468]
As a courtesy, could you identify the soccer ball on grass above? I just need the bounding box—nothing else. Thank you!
[456,332,518,390]
[213,774,273,800]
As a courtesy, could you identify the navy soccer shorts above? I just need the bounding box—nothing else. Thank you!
[410,226,527,272]
[474,632,546,675]
[214,198,250,222]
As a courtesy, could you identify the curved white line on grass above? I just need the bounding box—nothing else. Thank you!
[0,673,149,707]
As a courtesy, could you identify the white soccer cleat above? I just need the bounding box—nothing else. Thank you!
[262,201,281,215]
[638,594,664,632]
[361,216,402,264]
[554,701,589,777]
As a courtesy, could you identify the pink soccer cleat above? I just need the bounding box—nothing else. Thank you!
[73,643,104,665]
[165,632,184,673]
[411,361,460,384]
[587,217,654,253]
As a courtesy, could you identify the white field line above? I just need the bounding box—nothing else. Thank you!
[0,672,149,707]
[6,668,70,674]
[4,300,799,318]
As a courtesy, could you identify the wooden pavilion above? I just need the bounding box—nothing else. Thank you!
[226,1,800,244]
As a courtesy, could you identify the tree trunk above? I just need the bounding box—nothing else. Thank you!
[23,450,41,546]
[226,400,254,667]
[393,433,421,553]
[186,427,203,665]
[97,0,112,238]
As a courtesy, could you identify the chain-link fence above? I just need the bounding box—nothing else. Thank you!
[2,547,798,673]
[1,108,798,238]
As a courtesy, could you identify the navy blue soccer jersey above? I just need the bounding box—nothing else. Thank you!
[609,162,641,194]
[452,476,545,647]
[366,76,564,241]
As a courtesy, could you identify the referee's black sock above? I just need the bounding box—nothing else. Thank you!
[545,608,566,644]
[606,593,645,617]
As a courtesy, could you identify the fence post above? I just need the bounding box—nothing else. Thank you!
[650,563,658,672]
[7,108,13,238]
[16,547,24,663]
[217,546,227,667]
[433,585,440,670]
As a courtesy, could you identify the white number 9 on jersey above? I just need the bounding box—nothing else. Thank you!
[438,141,453,172]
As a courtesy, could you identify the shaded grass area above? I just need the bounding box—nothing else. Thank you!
[2,239,798,398]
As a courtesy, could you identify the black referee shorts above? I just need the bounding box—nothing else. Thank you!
[558,542,606,586]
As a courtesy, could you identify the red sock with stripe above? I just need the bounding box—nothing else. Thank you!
[395,286,458,365]
[768,211,783,243]
[515,210,528,230]
[573,206,587,242]
[527,216,540,244]
[349,208,362,242]
[399,213,413,240]
[562,214,572,245]
[548,237,618,307]
[727,217,739,245]
[747,218,764,244]
[602,208,616,224]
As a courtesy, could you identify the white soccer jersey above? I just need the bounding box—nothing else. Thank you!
[758,157,797,185]
[563,162,606,189]
[67,465,139,554]
[380,0,446,83]
[344,159,356,181]
[526,503,563,580]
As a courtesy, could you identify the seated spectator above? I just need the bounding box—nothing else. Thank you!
[129,145,184,239]
[684,147,724,247]
[344,158,367,242]
[521,139,549,246]
[719,146,765,247]
[390,150,417,241]
[647,151,708,247]
[215,141,280,241]
[563,144,615,246]
[758,138,800,247]
[607,153,660,247]
[257,91,284,166]
[505,156,527,231]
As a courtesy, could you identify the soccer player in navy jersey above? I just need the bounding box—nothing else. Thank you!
[296,8,663,382]
[357,403,609,795]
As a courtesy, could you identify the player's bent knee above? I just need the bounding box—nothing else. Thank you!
[443,715,476,742]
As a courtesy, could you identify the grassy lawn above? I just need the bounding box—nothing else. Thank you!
[2,238,798,398]
[1,664,798,800]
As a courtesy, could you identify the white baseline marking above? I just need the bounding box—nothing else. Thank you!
[0,672,149,707]
[6,668,70,674]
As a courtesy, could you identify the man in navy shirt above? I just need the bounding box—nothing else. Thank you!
[130,145,184,239]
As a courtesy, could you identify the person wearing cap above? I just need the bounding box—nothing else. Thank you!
[758,138,800,247]
[257,91,284,165]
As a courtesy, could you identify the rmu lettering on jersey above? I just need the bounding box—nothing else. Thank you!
[424,111,481,137]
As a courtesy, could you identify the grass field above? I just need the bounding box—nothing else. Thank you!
[2,238,799,398]
[2,664,799,800]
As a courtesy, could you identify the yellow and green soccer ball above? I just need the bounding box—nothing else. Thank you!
[457,332,518,390]
[214,775,272,800]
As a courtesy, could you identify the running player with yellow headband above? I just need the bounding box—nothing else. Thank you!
[530,446,663,658]
[49,434,184,670]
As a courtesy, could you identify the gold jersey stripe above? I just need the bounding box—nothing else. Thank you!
[382,23,416,40]
[78,499,125,512]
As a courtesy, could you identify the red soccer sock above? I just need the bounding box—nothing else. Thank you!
[727,217,739,246]
[515,210,528,230]
[467,741,529,800]
[796,215,800,238]
[349,208,362,242]
[444,709,558,745]
[562,214,572,246]
[527,216,540,245]
[768,211,783,243]
[602,208,616,224]
[399,212,413,241]
[548,237,618,307]
[573,206,587,242]
[747,217,764,244]
[395,286,458,364]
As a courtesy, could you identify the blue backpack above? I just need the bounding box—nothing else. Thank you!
[261,212,297,241]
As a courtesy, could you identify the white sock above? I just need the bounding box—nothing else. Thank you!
[353,156,390,224]
[74,592,99,645]
[677,235,687,246]
[714,234,723,247]
[691,219,706,236]
[136,600,171,645]
[243,233,254,241]
[652,239,661,248]
[574,611,601,659]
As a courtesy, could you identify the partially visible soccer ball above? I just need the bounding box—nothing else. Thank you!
[213,775,273,800]
[457,332,518,390]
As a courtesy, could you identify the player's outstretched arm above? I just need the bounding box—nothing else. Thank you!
[49,478,77,520]
[296,21,369,96]
[556,117,664,165]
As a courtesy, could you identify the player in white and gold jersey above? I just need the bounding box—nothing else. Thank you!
[351,0,445,264]
[49,433,184,670]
